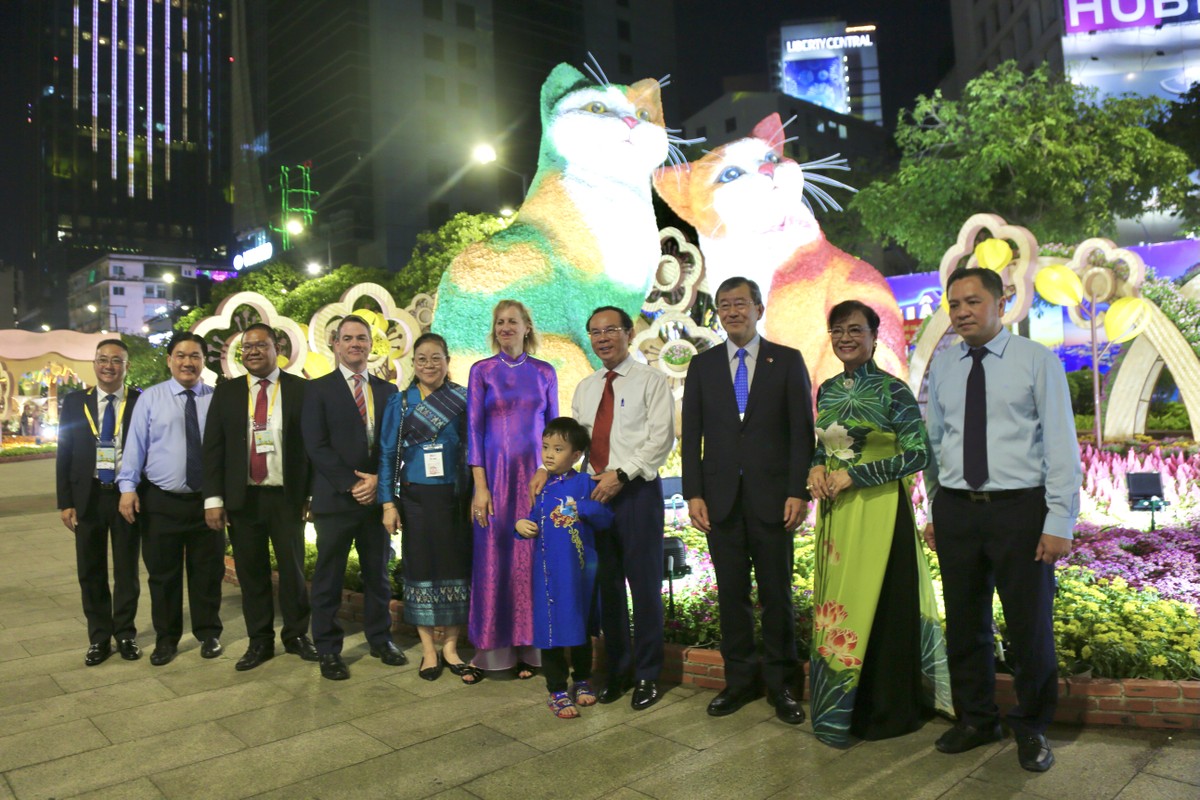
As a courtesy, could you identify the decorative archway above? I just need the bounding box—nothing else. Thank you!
[1104,303,1200,440]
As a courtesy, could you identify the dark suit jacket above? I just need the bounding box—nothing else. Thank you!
[56,387,142,515]
[203,371,311,511]
[681,337,814,523]
[302,369,397,515]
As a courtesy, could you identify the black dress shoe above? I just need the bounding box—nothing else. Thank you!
[85,641,113,667]
[631,680,661,711]
[117,639,141,661]
[418,654,444,681]
[935,722,1004,754]
[199,638,223,659]
[149,643,178,666]
[283,635,319,662]
[369,640,408,666]
[707,686,759,717]
[319,653,350,680]
[597,676,630,704]
[1016,733,1055,772]
[770,687,806,725]
[235,643,275,671]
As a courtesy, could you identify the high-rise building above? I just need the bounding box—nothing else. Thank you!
[773,20,884,125]
[20,0,233,328]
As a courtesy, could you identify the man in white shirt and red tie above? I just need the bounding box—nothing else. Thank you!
[566,306,675,710]
[203,323,318,671]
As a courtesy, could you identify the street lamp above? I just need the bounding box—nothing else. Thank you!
[306,262,323,276]
[499,207,515,218]
[86,303,98,313]
[286,218,304,236]
[40,324,50,332]
[472,143,529,198]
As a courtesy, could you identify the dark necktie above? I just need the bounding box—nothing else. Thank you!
[590,371,618,473]
[250,379,269,484]
[184,389,202,491]
[963,348,989,489]
[99,394,116,484]
[734,348,749,416]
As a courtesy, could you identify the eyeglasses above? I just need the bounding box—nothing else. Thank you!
[94,357,127,367]
[828,326,869,339]
[240,342,272,352]
[716,299,754,313]
[414,355,446,366]
[587,326,627,339]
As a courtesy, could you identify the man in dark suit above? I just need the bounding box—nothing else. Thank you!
[681,276,814,724]
[302,315,404,680]
[57,338,143,666]
[203,323,318,671]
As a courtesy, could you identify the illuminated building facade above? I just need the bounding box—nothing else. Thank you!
[773,20,883,125]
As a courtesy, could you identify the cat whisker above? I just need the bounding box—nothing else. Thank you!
[668,135,706,146]
[781,114,799,130]
[767,115,800,147]
[778,135,800,146]
[658,74,672,88]
[583,52,610,87]
[803,171,858,193]
[797,153,851,172]
[803,183,844,212]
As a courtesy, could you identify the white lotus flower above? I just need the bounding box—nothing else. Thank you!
[817,423,856,462]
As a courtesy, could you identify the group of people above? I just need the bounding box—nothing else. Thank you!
[57,267,1081,771]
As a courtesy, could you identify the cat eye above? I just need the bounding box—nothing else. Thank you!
[586,101,607,114]
[717,166,745,184]
[765,152,781,164]
[637,109,651,121]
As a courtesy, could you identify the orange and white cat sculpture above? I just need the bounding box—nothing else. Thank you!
[654,113,907,388]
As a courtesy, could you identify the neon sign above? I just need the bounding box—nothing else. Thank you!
[1064,0,1200,34]
[785,34,874,52]
[233,242,273,270]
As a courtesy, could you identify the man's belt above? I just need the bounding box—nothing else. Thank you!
[941,486,1042,503]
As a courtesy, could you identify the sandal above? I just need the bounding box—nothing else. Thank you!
[447,661,484,685]
[547,691,579,718]
[514,661,538,680]
[571,680,597,706]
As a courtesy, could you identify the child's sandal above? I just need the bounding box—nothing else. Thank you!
[547,691,579,718]
[571,680,597,707]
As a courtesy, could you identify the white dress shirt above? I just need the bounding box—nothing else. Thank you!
[571,354,675,481]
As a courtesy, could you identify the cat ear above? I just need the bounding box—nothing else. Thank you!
[626,78,663,123]
[653,163,693,218]
[541,63,591,116]
[751,113,786,156]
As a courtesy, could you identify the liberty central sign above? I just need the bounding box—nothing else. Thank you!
[785,34,875,53]
[1064,0,1200,34]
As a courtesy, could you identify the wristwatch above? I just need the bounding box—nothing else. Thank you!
[615,468,630,484]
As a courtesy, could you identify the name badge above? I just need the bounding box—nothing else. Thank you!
[422,442,445,477]
[96,445,116,471]
[253,429,277,453]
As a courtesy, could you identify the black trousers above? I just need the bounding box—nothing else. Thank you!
[310,507,393,655]
[141,485,224,646]
[706,479,797,695]
[595,476,664,682]
[933,487,1057,736]
[76,481,141,644]
[542,642,593,693]
[227,486,311,647]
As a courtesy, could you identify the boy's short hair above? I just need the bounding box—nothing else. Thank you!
[543,416,590,453]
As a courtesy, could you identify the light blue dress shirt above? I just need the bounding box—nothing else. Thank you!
[118,378,213,493]
[924,327,1082,539]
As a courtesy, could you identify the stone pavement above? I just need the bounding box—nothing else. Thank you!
[0,458,1196,800]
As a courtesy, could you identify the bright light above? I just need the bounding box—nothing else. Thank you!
[100,329,108,334]
[286,218,304,235]
[141,325,150,333]
[86,303,98,313]
[180,305,191,311]
[473,143,498,164]
[162,273,176,284]
[1126,72,1136,80]
[306,262,322,275]
[155,305,167,315]
[499,207,514,218]
[40,324,51,331]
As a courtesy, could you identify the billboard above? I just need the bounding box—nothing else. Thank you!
[1064,0,1200,35]
[781,57,847,113]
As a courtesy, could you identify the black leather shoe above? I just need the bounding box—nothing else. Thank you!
[149,643,177,666]
[770,687,806,725]
[1016,734,1055,772]
[319,653,350,680]
[707,686,759,717]
[283,635,319,662]
[369,640,408,666]
[117,639,141,661]
[235,643,275,671]
[199,638,223,659]
[631,679,661,711]
[418,654,444,682]
[85,641,113,666]
[597,676,630,704]
[935,722,1004,754]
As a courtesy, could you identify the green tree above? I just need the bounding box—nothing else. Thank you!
[1150,82,1200,235]
[120,334,169,390]
[853,62,1196,266]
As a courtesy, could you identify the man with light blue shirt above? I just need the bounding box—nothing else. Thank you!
[119,333,224,666]
[923,268,1081,773]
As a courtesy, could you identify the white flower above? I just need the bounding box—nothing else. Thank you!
[816,423,856,462]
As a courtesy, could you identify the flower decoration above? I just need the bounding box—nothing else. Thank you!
[817,627,863,668]
[190,291,309,384]
[631,311,723,401]
[643,227,706,315]
[308,283,423,383]
[813,600,848,632]
[816,422,856,462]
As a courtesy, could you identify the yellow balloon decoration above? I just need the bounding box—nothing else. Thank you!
[304,350,334,379]
[1034,264,1084,307]
[974,238,1012,271]
[1104,296,1150,344]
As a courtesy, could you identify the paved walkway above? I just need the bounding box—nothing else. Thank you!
[0,458,1196,800]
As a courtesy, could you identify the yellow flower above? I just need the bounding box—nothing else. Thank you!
[1150,655,1168,668]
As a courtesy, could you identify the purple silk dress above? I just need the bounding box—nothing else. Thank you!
[467,352,558,669]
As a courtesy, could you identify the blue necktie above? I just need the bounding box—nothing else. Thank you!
[184,389,202,491]
[99,394,116,484]
[734,348,749,416]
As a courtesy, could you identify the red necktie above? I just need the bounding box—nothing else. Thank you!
[250,379,269,484]
[352,374,368,426]
[590,371,618,473]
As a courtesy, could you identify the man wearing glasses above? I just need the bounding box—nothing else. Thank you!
[681,277,813,724]
[118,333,224,666]
[57,339,143,665]
[202,324,318,670]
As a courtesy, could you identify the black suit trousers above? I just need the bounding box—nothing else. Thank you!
[706,479,797,694]
[228,486,311,646]
[76,482,141,644]
[933,487,1057,736]
[310,507,393,655]
[141,485,224,645]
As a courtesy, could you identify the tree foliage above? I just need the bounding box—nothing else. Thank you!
[853,62,1196,266]
[120,333,169,390]
[1150,82,1200,235]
